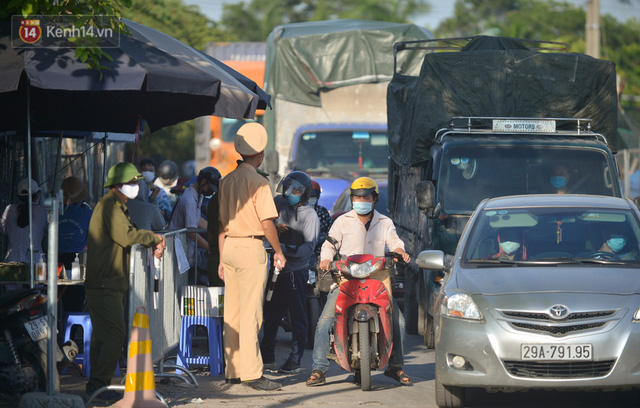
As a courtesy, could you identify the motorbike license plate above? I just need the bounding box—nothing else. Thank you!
[24,316,48,342]
[521,344,592,361]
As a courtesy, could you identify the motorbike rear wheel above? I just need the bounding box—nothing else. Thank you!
[358,321,371,391]
[23,340,59,393]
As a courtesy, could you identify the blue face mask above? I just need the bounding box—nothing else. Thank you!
[607,237,626,253]
[286,194,301,206]
[499,241,521,255]
[550,176,566,189]
[352,201,373,215]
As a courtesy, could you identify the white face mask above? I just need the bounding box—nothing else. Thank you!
[308,197,318,206]
[499,241,521,255]
[119,184,140,200]
[141,171,155,184]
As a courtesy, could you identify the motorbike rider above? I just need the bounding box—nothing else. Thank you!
[260,171,319,373]
[306,177,412,387]
[308,180,333,273]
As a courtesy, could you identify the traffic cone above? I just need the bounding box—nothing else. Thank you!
[114,306,164,408]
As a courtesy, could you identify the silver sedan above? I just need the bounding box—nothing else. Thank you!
[417,195,640,408]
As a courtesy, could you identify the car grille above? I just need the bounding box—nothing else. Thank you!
[500,310,616,336]
[503,360,616,378]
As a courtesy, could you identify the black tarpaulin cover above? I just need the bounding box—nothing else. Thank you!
[387,36,619,166]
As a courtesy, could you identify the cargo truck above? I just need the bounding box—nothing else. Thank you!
[263,19,432,209]
[386,36,623,346]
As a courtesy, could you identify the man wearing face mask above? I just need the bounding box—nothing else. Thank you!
[491,228,527,261]
[218,122,286,391]
[140,158,172,224]
[307,177,412,387]
[549,164,571,194]
[84,162,165,401]
[599,232,638,260]
[169,166,221,286]
[260,171,319,374]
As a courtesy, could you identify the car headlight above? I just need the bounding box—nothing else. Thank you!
[442,291,483,320]
[633,306,640,322]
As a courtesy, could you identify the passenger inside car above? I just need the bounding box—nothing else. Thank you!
[490,228,527,261]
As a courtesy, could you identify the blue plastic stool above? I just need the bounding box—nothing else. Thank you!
[62,312,120,377]
[62,312,92,377]
[176,315,224,376]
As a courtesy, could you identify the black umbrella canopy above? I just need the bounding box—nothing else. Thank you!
[0,19,265,133]
[122,19,270,113]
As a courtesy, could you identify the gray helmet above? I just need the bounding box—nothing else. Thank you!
[158,160,178,182]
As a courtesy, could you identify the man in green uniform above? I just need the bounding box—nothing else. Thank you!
[84,162,166,401]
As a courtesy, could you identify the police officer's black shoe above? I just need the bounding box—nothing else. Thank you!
[225,378,241,384]
[244,376,282,391]
[278,358,301,373]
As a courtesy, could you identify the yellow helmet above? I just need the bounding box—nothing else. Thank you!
[350,177,379,197]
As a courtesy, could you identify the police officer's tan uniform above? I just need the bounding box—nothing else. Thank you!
[218,123,280,383]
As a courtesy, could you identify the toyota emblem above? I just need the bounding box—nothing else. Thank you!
[549,304,569,320]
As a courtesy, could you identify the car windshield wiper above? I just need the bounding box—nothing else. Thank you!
[574,257,626,265]
[468,259,526,266]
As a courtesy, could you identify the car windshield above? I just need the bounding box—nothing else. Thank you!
[463,206,640,265]
[292,130,388,175]
[441,146,618,214]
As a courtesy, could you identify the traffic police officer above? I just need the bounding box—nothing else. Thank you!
[84,162,166,401]
[218,123,286,391]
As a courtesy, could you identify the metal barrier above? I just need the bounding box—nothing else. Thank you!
[128,230,190,365]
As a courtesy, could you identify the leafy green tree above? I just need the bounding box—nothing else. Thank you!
[3,0,131,78]
[220,0,431,41]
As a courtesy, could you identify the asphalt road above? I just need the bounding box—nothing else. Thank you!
[48,327,640,408]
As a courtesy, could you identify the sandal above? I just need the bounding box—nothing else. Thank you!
[384,367,413,386]
[306,370,326,386]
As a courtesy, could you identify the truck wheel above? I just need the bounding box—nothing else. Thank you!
[404,269,418,335]
[424,313,435,349]
[435,374,465,408]
[358,321,371,391]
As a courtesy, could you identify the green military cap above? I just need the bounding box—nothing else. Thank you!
[104,162,143,188]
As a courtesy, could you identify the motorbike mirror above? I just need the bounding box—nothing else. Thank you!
[325,236,338,246]
[416,180,436,211]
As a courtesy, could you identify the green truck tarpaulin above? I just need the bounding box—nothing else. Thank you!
[387,36,620,166]
[265,19,433,107]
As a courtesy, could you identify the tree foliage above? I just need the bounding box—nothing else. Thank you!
[219,0,431,41]
[436,0,640,101]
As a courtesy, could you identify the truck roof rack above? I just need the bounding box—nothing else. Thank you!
[393,36,569,74]
[434,116,608,145]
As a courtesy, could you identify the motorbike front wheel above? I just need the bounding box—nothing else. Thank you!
[358,320,371,391]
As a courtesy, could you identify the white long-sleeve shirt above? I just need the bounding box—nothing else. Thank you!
[320,209,405,261]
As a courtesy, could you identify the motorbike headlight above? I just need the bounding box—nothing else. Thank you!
[441,291,482,320]
[348,259,384,279]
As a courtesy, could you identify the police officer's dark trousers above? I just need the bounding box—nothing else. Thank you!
[260,267,308,365]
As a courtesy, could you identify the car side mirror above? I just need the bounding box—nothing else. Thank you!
[264,150,279,175]
[416,181,436,211]
[416,250,445,271]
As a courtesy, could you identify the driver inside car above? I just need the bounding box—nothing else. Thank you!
[598,233,638,260]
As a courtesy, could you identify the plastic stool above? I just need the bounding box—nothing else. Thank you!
[176,315,223,376]
[62,312,92,377]
[62,312,120,377]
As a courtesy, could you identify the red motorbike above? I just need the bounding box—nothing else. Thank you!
[325,237,402,391]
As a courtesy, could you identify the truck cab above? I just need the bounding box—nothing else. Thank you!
[288,122,388,210]
[398,117,622,347]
